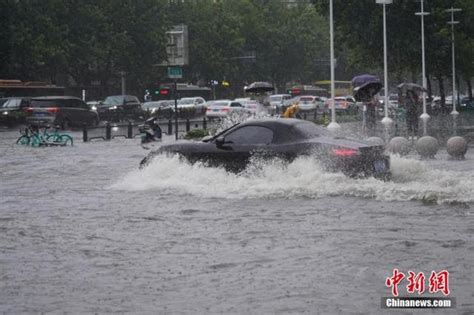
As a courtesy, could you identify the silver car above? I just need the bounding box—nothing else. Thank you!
[205,100,247,119]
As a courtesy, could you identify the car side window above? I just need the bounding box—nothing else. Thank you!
[69,100,79,108]
[230,102,241,107]
[224,126,273,145]
[130,96,139,103]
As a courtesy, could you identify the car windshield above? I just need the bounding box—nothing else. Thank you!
[294,121,330,138]
[179,98,195,104]
[299,97,314,102]
[30,99,63,107]
[1,98,22,108]
[103,96,124,105]
[269,95,282,101]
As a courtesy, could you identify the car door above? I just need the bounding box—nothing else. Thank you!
[209,125,274,172]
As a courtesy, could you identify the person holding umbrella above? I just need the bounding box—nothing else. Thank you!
[352,74,383,136]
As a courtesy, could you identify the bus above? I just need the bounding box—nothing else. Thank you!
[0,79,65,98]
[153,83,212,100]
[314,80,352,97]
[287,85,328,98]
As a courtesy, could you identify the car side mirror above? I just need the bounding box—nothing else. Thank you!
[202,135,213,142]
[215,136,226,147]
[215,136,233,149]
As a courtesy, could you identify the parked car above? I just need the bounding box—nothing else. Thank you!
[25,96,99,128]
[177,97,207,116]
[142,100,174,118]
[266,94,292,115]
[205,100,247,119]
[325,96,358,114]
[96,95,144,122]
[240,100,268,116]
[141,118,391,179]
[142,100,173,113]
[298,95,323,112]
[0,97,31,127]
[458,96,474,111]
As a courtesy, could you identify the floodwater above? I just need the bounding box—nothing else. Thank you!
[0,127,473,313]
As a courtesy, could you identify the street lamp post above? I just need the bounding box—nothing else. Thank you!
[446,7,462,116]
[415,0,430,121]
[376,0,393,141]
[327,0,340,132]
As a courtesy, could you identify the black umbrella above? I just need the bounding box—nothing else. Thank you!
[244,81,275,93]
[397,83,427,93]
[352,74,383,102]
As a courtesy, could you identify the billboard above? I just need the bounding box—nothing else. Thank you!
[161,24,189,66]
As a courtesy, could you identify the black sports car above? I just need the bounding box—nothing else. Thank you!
[141,119,391,179]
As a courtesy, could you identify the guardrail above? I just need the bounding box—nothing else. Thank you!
[82,118,209,142]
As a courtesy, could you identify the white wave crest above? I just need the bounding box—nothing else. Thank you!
[112,153,474,204]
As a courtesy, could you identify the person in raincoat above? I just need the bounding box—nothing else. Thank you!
[405,90,419,138]
[283,101,300,118]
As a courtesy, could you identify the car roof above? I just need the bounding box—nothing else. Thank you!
[0,97,31,100]
[31,96,82,100]
[231,118,325,143]
[105,95,136,98]
[181,97,204,100]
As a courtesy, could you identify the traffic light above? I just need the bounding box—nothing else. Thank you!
[159,87,170,96]
[222,80,230,88]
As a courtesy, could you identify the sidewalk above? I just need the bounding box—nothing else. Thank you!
[337,112,474,147]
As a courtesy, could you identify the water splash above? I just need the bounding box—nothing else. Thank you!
[112,154,474,204]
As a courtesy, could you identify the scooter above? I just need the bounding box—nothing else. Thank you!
[139,116,162,144]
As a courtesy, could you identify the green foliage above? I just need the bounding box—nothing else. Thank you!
[184,128,210,140]
[0,0,472,100]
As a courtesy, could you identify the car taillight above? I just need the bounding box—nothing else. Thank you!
[25,107,34,113]
[222,108,230,112]
[46,107,59,113]
[206,108,212,111]
[330,148,360,157]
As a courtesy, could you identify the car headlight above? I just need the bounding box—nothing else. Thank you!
[91,106,97,111]
[111,106,117,110]
[2,111,8,115]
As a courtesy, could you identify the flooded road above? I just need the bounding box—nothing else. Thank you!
[0,129,473,313]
